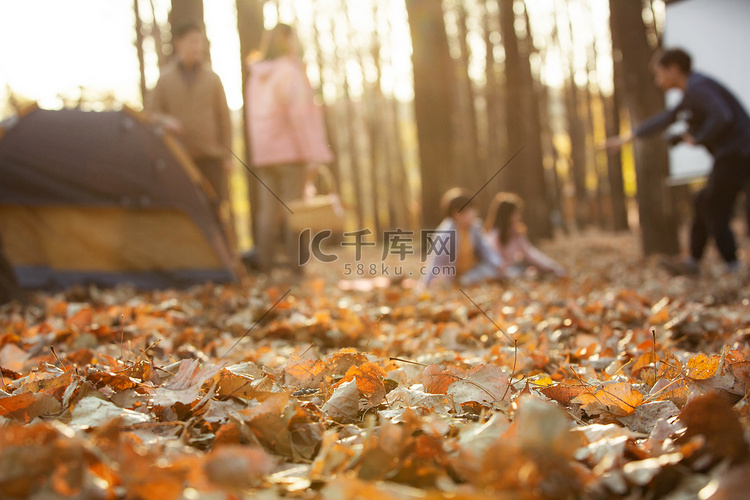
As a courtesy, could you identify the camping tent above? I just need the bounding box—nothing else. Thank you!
[0,105,238,289]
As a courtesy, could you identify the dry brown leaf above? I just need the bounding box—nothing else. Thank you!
[446,364,510,406]
[338,362,386,406]
[572,382,643,417]
[204,445,274,489]
[284,357,327,389]
[153,360,221,408]
[422,364,462,394]
[540,384,587,407]
[322,378,360,421]
[677,392,749,468]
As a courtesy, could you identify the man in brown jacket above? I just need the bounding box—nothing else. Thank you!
[147,22,233,209]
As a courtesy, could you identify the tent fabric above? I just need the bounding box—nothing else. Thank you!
[0,106,238,289]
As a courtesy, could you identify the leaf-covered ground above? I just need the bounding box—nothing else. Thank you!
[1,231,750,499]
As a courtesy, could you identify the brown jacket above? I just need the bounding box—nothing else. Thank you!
[147,61,232,160]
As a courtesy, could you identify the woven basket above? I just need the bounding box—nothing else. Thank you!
[287,166,345,233]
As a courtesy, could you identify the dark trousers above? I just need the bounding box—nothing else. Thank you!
[690,152,750,263]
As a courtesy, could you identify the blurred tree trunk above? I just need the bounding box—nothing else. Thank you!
[168,0,207,64]
[169,0,204,28]
[148,0,168,67]
[337,3,365,230]
[310,1,344,228]
[482,0,502,193]
[345,3,380,235]
[557,0,591,231]
[593,0,629,232]
[585,87,608,229]
[609,0,679,256]
[453,2,483,207]
[134,0,147,105]
[604,78,630,231]
[521,0,553,239]
[369,2,390,231]
[382,1,412,230]
[405,0,456,229]
[565,84,589,229]
[236,0,264,244]
[498,0,552,240]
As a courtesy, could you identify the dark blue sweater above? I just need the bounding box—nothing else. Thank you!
[635,72,750,160]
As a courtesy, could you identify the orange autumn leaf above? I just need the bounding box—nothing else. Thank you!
[324,349,369,375]
[66,307,93,330]
[686,354,720,380]
[540,384,587,407]
[86,371,140,392]
[0,392,62,422]
[422,364,462,394]
[572,382,643,416]
[630,351,656,378]
[214,368,273,401]
[284,358,328,389]
[338,362,386,406]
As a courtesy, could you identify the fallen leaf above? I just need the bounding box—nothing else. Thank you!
[446,364,510,407]
[422,364,462,394]
[322,378,360,421]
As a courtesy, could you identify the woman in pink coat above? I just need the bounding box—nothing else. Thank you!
[246,24,333,273]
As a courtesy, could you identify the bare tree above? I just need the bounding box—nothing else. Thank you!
[609,0,679,255]
[498,0,552,240]
[236,0,265,243]
[134,0,148,104]
[405,0,457,228]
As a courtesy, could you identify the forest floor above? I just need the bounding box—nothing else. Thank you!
[2,230,750,499]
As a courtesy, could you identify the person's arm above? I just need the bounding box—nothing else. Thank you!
[602,107,678,151]
[633,107,680,138]
[145,77,183,135]
[518,235,565,276]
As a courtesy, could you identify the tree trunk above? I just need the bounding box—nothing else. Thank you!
[168,0,204,28]
[405,0,457,229]
[453,3,483,206]
[134,0,147,105]
[565,82,589,229]
[236,0,265,245]
[148,0,168,68]
[498,0,552,240]
[609,0,679,256]
[168,1,206,63]
[344,3,380,236]
[604,84,630,232]
[482,0,502,191]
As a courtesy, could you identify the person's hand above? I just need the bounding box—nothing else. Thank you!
[553,266,567,278]
[497,264,510,279]
[600,136,626,152]
[681,132,697,146]
[305,162,321,178]
[161,115,183,135]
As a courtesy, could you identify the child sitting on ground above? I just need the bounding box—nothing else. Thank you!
[484,192,566,278]
[421,188,502,287]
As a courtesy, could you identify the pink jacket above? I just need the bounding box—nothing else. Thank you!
[246,56,333,167]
